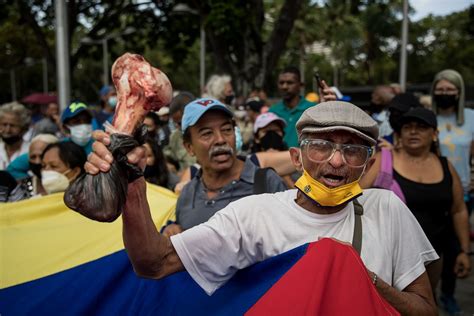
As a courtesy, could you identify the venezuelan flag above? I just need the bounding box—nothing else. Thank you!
[1,184,398,315]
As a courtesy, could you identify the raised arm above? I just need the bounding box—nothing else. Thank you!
[447,161,472,277]
[86,131,184,278]
[319,80,337,102]
[255,150,296,176]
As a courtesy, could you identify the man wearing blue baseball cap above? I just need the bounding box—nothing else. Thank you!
[161,98,287,236]
[94,86,117,129]
[61,102,96,155]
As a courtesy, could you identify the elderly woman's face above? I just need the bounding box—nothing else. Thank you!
[29,141,48,165]
[0,112,24,139]
[42,147,69,174]
[224,82,234,97]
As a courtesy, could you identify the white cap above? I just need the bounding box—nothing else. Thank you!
[157,107,170,116]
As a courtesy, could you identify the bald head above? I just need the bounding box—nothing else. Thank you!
[371,85,395,111]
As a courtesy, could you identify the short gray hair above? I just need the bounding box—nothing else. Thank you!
[203,74,231,100]
[0,102,31,130]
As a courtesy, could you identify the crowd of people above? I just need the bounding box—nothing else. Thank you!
[1,66,473,315]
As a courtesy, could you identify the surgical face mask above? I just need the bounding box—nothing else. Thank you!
[434,94,457,109]
[260,130,286,151]
[144,165,158,180]
[41,169,71,194]
[234,125,243,153]
[69,124,92,147]
[294,151,364,207]
[1,134,22,145]
[224,94,235,106]
[29,162,42,178]
[108,96,118,108]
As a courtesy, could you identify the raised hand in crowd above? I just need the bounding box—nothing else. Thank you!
[84,130,146,175]
[319,80,337,102]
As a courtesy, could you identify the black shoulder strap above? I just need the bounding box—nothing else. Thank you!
[352,199,364,256]
[253,167,272,194]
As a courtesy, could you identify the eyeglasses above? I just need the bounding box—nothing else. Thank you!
[300,139,373,168]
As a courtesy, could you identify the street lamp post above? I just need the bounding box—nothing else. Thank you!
[10,69,16,101]
[399,0,409,92]
[55,0,70,111]
[171,4,205,93]
[42,58,48,93]
[200,26,205,93]
[102,39,109,86]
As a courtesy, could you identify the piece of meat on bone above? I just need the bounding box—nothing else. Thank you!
[63,53,172,222]
[111,53,172,135]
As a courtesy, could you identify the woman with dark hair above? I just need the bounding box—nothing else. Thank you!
[143,137,179,190]
[361,107,471,294]
[41,141,86,194]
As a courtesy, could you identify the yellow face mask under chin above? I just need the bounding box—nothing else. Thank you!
[294,169,363,207]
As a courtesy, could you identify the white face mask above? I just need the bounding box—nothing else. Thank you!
[69,124,92,147]
[108,96,118,108]
[41,169,71,194]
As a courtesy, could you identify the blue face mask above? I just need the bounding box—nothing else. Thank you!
[108,96,118,108]
[234,125,243,153]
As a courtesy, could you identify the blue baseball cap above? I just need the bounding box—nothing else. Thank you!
[181,98,233,132]
[99,85,113,97]
[61,102,91,123]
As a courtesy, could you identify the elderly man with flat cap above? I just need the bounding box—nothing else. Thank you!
[86,101,439,315]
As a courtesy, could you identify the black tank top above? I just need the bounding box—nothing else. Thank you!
[393,156,452,252]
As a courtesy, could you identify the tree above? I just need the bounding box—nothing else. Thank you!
[197,0,304,94]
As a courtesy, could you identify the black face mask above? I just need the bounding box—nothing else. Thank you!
[224,94,235,105]
[365,102,381,115]
[147,130,157,139]
[30,162,42,178]
[144,165,158,180]
[260,130,287,151]
[1,135,22,145]
[434,94,457,109]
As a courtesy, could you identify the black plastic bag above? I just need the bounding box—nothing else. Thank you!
[64,126,146,222]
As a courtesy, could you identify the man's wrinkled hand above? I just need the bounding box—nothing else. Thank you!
[320,80,337,102]
[84,130,147,175]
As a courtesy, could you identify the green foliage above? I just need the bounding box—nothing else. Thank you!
[0,0,473,104]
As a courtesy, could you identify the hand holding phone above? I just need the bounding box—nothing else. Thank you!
[314,72,324,91]
[314,72,337,102]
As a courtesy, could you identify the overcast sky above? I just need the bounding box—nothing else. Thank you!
[411,0,473,20]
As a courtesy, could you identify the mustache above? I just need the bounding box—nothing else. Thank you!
[209,145,234,158]
[318,166,350,178]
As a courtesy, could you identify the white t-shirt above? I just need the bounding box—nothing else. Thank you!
[171,189,438,295]
[0,140,29,170]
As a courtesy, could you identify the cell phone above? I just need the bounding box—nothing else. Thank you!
[314,72,324,90]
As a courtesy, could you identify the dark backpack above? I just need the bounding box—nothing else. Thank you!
[253,167,275,194]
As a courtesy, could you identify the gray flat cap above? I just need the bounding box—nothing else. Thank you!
[296,101,379,145]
